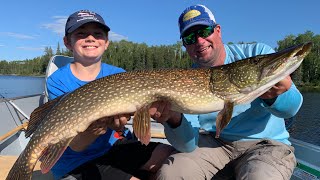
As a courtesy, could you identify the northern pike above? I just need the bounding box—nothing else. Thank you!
[6,42,312,180]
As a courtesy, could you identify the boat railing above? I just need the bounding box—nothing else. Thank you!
[0,93,43,103]
[0,93,44,142]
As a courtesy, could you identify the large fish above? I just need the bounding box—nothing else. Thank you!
[6,42,312,180]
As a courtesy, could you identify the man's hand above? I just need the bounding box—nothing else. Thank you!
[260,76,292,99]
[149,101,182,128]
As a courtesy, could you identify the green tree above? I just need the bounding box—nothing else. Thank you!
[56,42,62,55]
[277,31,320,85]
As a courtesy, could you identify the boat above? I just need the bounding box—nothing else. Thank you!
[0,55,319,180]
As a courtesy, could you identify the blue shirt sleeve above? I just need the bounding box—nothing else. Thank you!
[46,63,79,100]
[163,115,199,152]
[47,76,66,100]
[261,83,303,118]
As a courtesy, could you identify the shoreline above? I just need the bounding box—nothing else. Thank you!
[297,85,320,92]
[0,74,45,78]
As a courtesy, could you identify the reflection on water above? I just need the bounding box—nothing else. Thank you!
[289,92,320,146]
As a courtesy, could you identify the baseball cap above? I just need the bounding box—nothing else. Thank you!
[178,5,216,37]
[65,10,110,36]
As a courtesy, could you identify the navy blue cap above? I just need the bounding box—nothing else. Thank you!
[178,5,216,37]
[65,10,110,36]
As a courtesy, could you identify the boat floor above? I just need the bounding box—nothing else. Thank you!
[0,156,54,180]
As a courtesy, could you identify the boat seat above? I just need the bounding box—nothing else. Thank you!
[42,55,74,103]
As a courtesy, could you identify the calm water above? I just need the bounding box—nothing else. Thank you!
[0,75,319,146]
[289,92,320,146]
[0,75,45,98]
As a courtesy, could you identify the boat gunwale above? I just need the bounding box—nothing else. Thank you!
[0,93,43,102]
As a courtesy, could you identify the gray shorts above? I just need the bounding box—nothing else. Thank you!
[156,134,296,180]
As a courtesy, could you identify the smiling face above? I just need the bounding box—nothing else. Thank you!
[183,24,226,68]
[64,22,109,65]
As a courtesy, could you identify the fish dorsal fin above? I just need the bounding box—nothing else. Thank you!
[133,105,151,145]
[39,137,74,174]
[25,95,64,137]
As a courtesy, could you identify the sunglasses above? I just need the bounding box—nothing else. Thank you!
[182,26,215,45]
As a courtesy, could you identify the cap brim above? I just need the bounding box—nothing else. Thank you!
[66,19,110,35]
[180,20,214,37]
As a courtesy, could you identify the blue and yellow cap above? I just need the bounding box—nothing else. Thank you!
[178,5,216,37]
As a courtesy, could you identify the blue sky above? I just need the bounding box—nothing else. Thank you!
[1,0,319,61]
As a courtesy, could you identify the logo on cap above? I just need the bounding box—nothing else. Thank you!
[77,11,100,23]
[178,5,217,37]
[183,10,201,22]
[65,10,110,36]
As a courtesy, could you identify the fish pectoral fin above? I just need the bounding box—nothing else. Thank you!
[26,95,64,138]
[215,100,234,138]
[39,137,73,174]
[133,105,151,145]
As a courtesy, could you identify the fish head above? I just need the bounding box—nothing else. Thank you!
[255,42,312,86]
[210,42,312,104]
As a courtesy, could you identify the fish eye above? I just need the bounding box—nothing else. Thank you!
[251,58,260,64]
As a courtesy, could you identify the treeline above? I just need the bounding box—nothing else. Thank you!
[0,41,192,75]
[276,31,320,86]
[102,41,192,70]
[0,31,319,86]
[0,44,63,75]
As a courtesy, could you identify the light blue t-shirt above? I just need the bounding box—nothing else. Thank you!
[164,43,303,153]
[46,63,132,179]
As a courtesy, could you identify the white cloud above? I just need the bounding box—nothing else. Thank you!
[17,46,45,51]
[41,44,56,48]
[109,31,128,41]
[41,15,129,42]
[0,32,35,39]
[41,16,67,35]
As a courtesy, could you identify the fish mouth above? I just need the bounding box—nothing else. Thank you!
[231,42,312,104]
[260,42,312,81]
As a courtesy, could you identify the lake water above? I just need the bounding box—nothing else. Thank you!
[289,92,320,146]
[0,75,45,98]
[0,75,319,146]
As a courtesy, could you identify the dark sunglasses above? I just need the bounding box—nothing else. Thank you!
[182,26,215,45]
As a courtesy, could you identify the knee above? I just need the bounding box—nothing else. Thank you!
[155,154,204,180]
[236,160,286,180]
[142,144,175,173]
